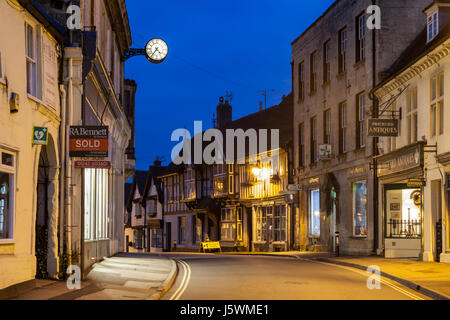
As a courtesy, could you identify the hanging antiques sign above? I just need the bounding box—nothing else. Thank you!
[368,119,399,137]
[376,142,424,177]
[69,126,109,157]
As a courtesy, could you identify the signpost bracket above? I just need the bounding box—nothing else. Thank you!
[124,48,146,61]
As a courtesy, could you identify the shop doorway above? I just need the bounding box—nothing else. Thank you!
[35,146,49,279]
[384,185,422,258]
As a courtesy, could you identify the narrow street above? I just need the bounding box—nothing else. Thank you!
[160,254,430,300]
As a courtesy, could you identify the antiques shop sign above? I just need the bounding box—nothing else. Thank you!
[376,142,424,177]
[368,119,399,137]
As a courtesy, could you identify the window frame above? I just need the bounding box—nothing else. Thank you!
[298,123,305,168]
[338,27,347,73]
[356,13,366,62]
[356,93,366,149]
[310,117,318,164]
[25,22,42,100]
[298,61,305,101]
[323,40,331,84]
[430,73,444,137]
[352,181,368,238]
[309,189,320,237]
[427,11,439,42]
[310,51,318,94]
[0,149,16,241]
[221,207,236,241]
[339,101,348,154]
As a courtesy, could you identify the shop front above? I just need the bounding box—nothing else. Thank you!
[251,199,292,252]
[376,142,425,259]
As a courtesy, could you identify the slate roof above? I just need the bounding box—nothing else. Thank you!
[134,170,148,196]
[378,21,450,88]
[223,92,293,147]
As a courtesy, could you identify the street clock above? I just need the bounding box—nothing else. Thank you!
[145,38,168,64]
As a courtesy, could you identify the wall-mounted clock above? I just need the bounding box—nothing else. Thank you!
[145,38,168,64]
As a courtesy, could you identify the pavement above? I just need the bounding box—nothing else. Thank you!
[10,252,177,300]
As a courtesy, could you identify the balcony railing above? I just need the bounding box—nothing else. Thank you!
[387,219,421,238]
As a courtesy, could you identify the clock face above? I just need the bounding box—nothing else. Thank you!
[145,38,168,64]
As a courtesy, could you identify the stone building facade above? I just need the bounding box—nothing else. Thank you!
[0,0,135,296]
[373,0,450,263]
[0,0,64,292]
[291,0,432,255]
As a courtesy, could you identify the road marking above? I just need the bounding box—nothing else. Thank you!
[299,258,424,300]
[169,260,191,300]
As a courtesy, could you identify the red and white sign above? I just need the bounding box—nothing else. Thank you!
[74,160,111,169]
[69,126,109,158]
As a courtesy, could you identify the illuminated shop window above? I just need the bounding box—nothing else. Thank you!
[84,168,109,240]
[309,189,320,236]
[353,182,367,237]
[386,188,422,238]
[221,208,236,241]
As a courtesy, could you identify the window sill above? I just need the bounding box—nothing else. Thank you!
[336,71,347,79]
[308,235,320,239]
[322,81,330,89]
[0,239,16,245]
[353,60,365,70]
[27,94,43,106]
[350,236,368,240]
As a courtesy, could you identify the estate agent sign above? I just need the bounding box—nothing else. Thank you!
[69,126,109,157]
[368,119,399,137]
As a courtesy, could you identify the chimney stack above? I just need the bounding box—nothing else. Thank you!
[153,156,162,167]
[216,97,232,129]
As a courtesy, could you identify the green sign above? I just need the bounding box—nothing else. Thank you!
[32,126,48,145]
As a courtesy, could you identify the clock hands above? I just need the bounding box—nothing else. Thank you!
[150,47,161,59]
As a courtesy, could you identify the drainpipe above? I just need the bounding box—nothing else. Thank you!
[66,55,74,259]
[371,0,379,255]
[59,84,67,275]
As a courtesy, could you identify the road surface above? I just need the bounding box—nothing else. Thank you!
[161,254,429,300]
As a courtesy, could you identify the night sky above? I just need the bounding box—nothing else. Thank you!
[124,0,335,171]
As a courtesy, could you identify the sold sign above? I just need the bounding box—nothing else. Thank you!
[69,126,109,157]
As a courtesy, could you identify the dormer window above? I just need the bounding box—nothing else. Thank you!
[428,10,439,41]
